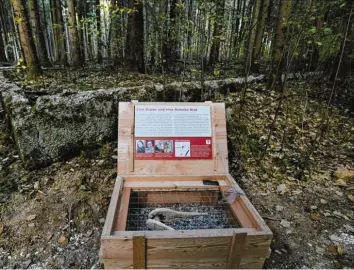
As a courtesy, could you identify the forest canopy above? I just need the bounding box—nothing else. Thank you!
[0,0,352,83]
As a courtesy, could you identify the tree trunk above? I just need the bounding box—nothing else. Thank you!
[162,0,178,71]
[78,0,86,62]
[268,0,292,90]
[337,1,353,80]
[11,0,42,77]
[28,0,51,66]
[209,0,225,66]
[51,0,67,66]
[247,0,261,68]
[0,22,6,62]
[251,0,269,73]
[67,0,82,67]
[96,0,102,63]
[125,0,145,73]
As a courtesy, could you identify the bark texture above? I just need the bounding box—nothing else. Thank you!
[125,0,145,73]
[11,0,42,78]
[67,0,82,67]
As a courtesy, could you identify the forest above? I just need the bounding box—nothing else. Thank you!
[0,0,353,269]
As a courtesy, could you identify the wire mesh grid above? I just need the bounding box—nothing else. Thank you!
[125,190,240,231]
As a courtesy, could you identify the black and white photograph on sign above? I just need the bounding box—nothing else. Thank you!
[145,140,155,153]
[136,140,146,153]
[155,140,173,153]
[175,141,191,157]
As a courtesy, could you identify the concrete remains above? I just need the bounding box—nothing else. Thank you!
[0,72,265,169]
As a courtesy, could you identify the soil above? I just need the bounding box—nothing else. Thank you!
[0,79,353,269]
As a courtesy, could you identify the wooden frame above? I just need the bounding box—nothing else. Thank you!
[100,102,272,269]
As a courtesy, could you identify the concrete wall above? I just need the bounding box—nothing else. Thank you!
[0,72,264,169]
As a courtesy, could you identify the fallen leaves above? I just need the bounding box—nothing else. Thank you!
[310,212,319,221]
[348,194,354,202]
[334,167,354,182]
[58,234,68,247]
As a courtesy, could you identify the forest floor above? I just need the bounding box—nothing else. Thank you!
[0,73,353,268]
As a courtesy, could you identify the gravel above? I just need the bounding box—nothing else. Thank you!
[126,203,240,231]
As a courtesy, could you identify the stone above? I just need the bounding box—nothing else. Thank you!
[33,182,40,190]
[23,260,32,269]
[343,224,354,233]
[280,219,291,228]
[99,218,105,224]
[0,71,266,169]
[320,199,327,204]
[335,191,343,196]
[329,234,341,242]
[26,215,36,221]
[276,184,287,194]
[275,205,284,212]
[315,246,325,255]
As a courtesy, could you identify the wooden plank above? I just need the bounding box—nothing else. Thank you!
[101,237,133,268]
[113,228,253,238]
[146,236,232,269]
[102,177,123,236]
[133,232,146,269]
[239,255,267,269]
[102,259,133,269]
[129,102,135,172]
[124,175,226,182]
[144,190,218,205]
[227,232,247,269]
[220,185,256,229]
[125,180,227,189]
[115,187,131,231]
[226,174,272,233]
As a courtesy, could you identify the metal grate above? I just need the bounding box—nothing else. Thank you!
[126,190,240,231]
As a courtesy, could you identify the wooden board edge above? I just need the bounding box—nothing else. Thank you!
[226,174,273,234]
[115,187,131,231]
[102,176,123,236]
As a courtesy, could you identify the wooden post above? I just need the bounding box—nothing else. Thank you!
[227,231,247,269]
[133,232,146,269]
[129,100,138,172]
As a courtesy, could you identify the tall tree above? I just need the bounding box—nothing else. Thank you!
[269,0,292,90]
[67,0,82,67]
[162,0,178,71]
[0,15,6,62]
[209,0,225,66]
[251,0,269,72]
[77,0,86,62]
[11,0,42,77]
[96,0,102,63]
[28,0,51,66]
[125,0,145,72]
[51,0,67,66]
[247,0,261,67]
[337,0,353,80]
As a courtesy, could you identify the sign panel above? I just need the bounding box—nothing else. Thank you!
[134,105,212,160]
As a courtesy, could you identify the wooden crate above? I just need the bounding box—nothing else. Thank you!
[100,102,272,269]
